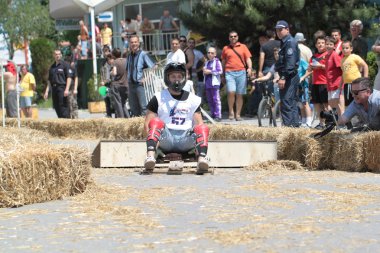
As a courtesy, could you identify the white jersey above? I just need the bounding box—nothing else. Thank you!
[156,89,201,131]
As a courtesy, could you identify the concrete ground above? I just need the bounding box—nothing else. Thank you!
[1,168,380,252]
[2,108,378,252]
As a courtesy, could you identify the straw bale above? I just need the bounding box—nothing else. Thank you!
[246,160,304,171]
[0,143,91,208]
[5,117,146,140]
[361,131,380,172]
[276,128,314,164]
[209,124,282,141]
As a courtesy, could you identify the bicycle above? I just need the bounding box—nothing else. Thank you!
[256,80,281,127]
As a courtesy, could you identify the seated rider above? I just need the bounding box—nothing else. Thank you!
[337,77,380,130]
[144,62,210,173]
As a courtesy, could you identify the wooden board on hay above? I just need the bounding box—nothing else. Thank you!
[88,101,106,113]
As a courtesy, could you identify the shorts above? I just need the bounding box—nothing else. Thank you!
[328,88,341,100]
[81,40,88,57]
[159,127,196,153]
[225,70,247,95]
[343,83,353,106]
[311,84,328,104]
[299,85,310,104]
[20,96,32,108]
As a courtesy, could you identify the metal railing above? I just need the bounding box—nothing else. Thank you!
[115,31,179,55]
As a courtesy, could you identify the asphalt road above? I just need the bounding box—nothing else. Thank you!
[1,168,380,252]
[2,109,379,252]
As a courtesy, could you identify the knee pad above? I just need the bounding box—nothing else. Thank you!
[193,124,209,157]
[146,118,165,151]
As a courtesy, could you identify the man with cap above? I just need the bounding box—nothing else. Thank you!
[275,20,300,127]
[295,32,312,63]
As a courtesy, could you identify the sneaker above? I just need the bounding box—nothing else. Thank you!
[144,156,156,172]
[300,123,311,128]
[196,156,209,174]
[314,123,325,130]
[214,118,222,122]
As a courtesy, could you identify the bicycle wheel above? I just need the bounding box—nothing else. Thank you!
[272,100,282,127]
[258,98,270,127]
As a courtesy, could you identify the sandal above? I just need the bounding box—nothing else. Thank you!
[229,113,235,120]
[235,115,243,121]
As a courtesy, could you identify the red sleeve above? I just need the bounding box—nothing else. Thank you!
[332,52,341,68]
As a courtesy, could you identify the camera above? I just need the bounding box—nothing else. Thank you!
[320,110,338,125]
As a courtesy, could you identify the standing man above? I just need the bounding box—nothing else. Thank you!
[188,38,206,101]
[79,20,89,59]
[350,19,368,61]
[258,30,280,78]
[44,49,71,118]
[109,48,129,118]
[126,35,156,116]
[179,35,195,79]
[19,65,36,118]
[274,20,300,127]
[159,10,179,51]
[100,23,113,50]
[331,28,343,56]
[221,31,252,121]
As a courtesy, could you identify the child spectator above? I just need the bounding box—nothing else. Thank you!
[325,36,344,118]
[203,47,223,122]
[298,53,313,127]
[341,41,369,106]
[301,36,328,129]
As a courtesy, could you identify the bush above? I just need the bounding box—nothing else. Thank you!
[30,38,55,104]
[366,51,378,85]
[87,75,103,102]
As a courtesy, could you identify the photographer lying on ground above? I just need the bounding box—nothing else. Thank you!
[337,77,380,131]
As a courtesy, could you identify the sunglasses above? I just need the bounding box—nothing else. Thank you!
[351,88,368,96]
[179,39,186,42]
[207,52,215,54]
[229,35,237,38]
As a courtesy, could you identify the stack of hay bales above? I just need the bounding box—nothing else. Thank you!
[5,118,380,172]
[0,128,91,207]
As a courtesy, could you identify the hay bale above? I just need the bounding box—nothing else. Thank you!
[6,117,146,140]
[362,131,380,172]
[209,124,282,141]
[0,128,91,207]
[246,160,304,171]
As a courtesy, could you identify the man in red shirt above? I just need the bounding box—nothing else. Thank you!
[221,31,252,121]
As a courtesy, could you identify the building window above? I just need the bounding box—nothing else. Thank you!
[124,0,178,24]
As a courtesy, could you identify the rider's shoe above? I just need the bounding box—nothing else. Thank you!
[144,156,156,172]
[196,156,209,174]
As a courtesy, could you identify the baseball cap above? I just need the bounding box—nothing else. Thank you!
[275,20,289,29]
[294,32,306,42]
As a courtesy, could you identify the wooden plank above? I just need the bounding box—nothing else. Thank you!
[92,141,277,168]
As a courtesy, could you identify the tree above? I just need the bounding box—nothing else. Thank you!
[0,0,55,59]
[180,0,379,49]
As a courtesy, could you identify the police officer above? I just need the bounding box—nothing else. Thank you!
[275,20,300,127]
[44,49,71,118]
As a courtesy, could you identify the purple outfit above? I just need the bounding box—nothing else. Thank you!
[204,58,223,119]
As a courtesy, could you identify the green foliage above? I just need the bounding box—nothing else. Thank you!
[180,0,379,48]
[1,0,55,57]
[30,38,55,103]
[87,75,103,102]
[366,51,378,84]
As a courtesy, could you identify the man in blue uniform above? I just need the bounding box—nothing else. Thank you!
[44,49,71,118]
[275,20,300,127]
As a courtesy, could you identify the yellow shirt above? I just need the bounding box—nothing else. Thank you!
[341,54,364,84]
[20,72,35,97]
[101,27,112,46]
